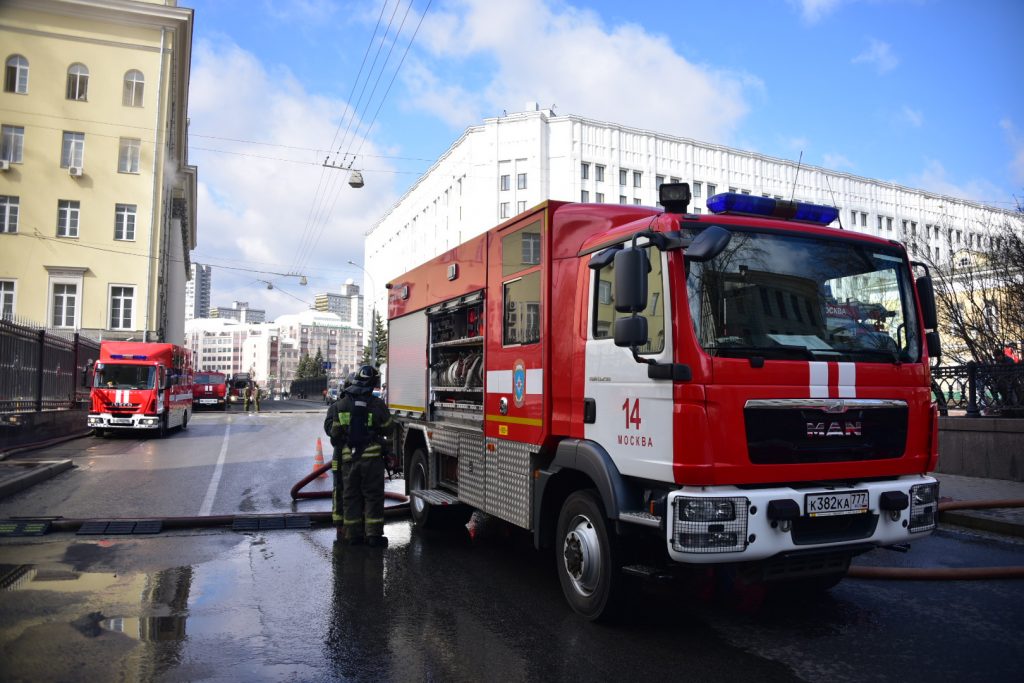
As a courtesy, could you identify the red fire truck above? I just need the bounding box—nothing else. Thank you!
[386,185,941,620]
[192,370,229,411]
[87,341,193,437]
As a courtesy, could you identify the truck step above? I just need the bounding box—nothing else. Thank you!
[618,511,662,528]
[410,489,460,506]
[622,564,674,581]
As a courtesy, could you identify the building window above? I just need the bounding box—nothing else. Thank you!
[522,231,541,266]
[693,181,702,197]
[692,207,702,215]
[123,69,144,107]
[57,200,80,237]
[860,212,867,227]
[619,169,627,185]
[517,200,526,213]
[0,280,14,319]
[596,192,604,203]
[109,286,134,329]
[500,174,510,191]
[595,165,605,182]
[670,176,680,184]
[877,216,883,231]
[118,137,141,173]
[633,171,642,188]
[66,63,89,101]
[1,124,24,163]
[500,202,510,219]
[581,190,589,202]
[619,195,627,204]
[517,172,527,190]
[0,195,18,233]
[4,55,28,94]
[115,203,136,240]
[851,210,857,225]
[51,283,77,328]
[656,175,665,190]
[61,131,85,168]
[707,183,717,195]
[581,162,590,180]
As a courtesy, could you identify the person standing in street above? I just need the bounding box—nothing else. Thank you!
[324,367,392,546]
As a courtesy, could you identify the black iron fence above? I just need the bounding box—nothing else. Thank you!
[0,317,100,413]
[932,362,1024,417]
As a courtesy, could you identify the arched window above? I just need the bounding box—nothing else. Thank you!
[4,55,28,94]
[66,63,89,101]
[123,69,144,107]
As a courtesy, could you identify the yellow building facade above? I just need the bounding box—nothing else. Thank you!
[0,0,196,343]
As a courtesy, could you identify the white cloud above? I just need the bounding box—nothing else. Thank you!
[188,39,398,317]
[788,0,845,24]
[410,0,755,144]
[907,159,1004,204]
[852,38,899,74]
[823,153,854,170]
[1002,118,1024,185]
[901,106,923,127]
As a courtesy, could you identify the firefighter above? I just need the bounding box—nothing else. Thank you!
[243,384,251,411]
[324,366,392,546]
[252,382,261,412]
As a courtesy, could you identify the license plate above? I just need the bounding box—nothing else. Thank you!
[200,399,216,404]
[805,490,869,517]
[110,418,132,425]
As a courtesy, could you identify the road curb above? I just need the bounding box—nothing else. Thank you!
[0,431,90,462]
[0,459,74,500]
[940,510,1024,539]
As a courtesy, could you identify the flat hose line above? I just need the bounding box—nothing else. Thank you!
[848,498,1024,580]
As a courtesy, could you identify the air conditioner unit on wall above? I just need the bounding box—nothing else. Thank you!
[0,160,10,171]
[68,166,83,177]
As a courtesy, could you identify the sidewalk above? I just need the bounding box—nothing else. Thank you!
[934,472,1024,538]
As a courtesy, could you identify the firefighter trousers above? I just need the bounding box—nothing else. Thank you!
[341,455,385,541]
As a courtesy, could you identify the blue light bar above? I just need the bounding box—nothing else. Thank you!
[109,354,148,360]
[706,193,840,226]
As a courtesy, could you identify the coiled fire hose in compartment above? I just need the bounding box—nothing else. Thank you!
[848,499,1024,580]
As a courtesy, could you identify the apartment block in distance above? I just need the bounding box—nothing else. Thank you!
[0,0,197,343]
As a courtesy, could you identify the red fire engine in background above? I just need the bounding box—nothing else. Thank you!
[86,341,193,437]
[193,370,229,411]
[386,184,941,620]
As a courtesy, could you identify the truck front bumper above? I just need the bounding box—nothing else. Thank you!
[88,413,161,429]
[664,474,938,564]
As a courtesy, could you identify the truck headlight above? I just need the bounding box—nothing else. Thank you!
[909,483,939,533]
[678,498,737,522]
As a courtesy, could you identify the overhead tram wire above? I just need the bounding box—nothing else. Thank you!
[286,1,391,281]
[289,0,406,276]
[303,0,434,280]
[295,0,430,280]
[293,0,414,276]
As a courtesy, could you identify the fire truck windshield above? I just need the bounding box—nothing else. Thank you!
[686,228,921,363]
[94,363,156,389]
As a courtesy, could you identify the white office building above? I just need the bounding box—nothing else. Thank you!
[365,104,1017,313]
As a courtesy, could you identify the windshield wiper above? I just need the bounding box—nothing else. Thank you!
[706,344,818,360]
[838,348,901,363]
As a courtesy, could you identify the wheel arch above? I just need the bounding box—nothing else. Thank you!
[533,439,639,550]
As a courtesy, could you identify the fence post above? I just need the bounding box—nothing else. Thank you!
[35,329,45,412]
[965,361,980,418]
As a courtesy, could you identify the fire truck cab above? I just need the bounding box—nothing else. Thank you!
[386,185,941,620]
[87,341,192,437]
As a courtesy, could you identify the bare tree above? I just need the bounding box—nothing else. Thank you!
[904,211,1024,363]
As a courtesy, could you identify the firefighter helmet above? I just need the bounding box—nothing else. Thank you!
[353,364,381,388]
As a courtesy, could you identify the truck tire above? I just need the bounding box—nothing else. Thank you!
[158,413,168,438]
[555,489,622,621]
[180,410,189,432]
[408,448,438,529]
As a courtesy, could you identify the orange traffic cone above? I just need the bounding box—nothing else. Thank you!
[313,437,327,478]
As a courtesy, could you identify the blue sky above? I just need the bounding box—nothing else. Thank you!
[185,0,1024,318]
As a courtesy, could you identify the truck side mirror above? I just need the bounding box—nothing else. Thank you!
[926,331,942,359]
[684,225,732,262]
[916,275,938,330]
[614,315,648,348]
[613,247,649,313]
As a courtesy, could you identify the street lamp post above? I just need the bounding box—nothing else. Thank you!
[348,260,377,365]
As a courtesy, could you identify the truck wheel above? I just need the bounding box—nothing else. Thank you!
[93,428,106,438]
[556,489,622,621]
[408,448,437,529]
[181,410,189,432]
[158,414,168,438]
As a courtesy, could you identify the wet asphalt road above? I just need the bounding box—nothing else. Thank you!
[0,408,1022,681]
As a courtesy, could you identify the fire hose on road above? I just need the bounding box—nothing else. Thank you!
[848,498,1024,580]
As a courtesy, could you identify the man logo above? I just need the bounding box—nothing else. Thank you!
[807,421,862,437]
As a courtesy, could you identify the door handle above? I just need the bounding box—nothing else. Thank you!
[583,398,596,424]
